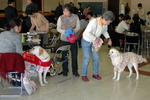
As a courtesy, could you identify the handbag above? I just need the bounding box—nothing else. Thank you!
[23,76,36,95]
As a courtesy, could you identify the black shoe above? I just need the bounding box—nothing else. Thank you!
[73,71,80,77]
[63,73,68,76]
[58,72,63,75]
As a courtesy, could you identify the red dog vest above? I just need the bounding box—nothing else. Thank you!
[22,51,51,67]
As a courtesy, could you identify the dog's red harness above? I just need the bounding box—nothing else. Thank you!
[22,51,51,67]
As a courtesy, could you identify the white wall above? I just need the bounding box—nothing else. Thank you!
[131,0,150,18]
[119,0,131,15]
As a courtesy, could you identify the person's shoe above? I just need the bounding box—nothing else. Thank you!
[73,71,80,77]
[63,73,68,76]
[82,76,89,82]
[58,72,63,75]
[92,74,102,80]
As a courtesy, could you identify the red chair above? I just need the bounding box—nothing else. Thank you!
[0,53,25,97]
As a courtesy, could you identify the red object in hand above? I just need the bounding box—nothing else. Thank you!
[119,40,124,44]
[66,34,76,43]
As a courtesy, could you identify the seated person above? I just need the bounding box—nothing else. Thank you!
[129,16,141,51]
[115,15,131,49]
[130,16,141,35]
[146,11,150,28]
[86,12,94,22]
[116,14,125,26]
[0,18,23,54]
[133,14,145,26]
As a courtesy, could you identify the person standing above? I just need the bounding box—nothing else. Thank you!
[81,11,115,82]
[27,10,49,45]
[55,1,64,20]
[4,0,18,22]
[23,0,38,31]
[83,5,91,17]
[125,3,130,16]
[137,3,145,20]
[76,3,83,16]
[57,4,80,76]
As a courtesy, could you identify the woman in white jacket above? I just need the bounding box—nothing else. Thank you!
[81,11,115,82]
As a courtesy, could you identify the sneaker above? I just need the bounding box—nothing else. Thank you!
[82,76,89,82]
[92,74,102,80]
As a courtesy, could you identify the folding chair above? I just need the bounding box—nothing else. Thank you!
[124,32,140,54]
[51,45,71,83]
[0,53,25,97]
[0,72,23,97]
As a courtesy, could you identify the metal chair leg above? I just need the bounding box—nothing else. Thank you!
[0,72,23,97]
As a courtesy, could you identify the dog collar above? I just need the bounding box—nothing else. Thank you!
[42,56,49,60]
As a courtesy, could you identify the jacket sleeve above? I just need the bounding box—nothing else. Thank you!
[103,26,110,39]
[73,17,80,34]
[57,17,65,34]
[83,20,97,42]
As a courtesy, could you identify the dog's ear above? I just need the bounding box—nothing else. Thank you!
[39,48,44,56]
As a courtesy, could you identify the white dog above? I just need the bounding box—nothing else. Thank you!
[108,48,147,81]
[23,46,51,86]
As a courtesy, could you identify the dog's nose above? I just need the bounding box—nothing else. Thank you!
[107,54,110,57]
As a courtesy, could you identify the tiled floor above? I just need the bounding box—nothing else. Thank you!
[1,44,150,100]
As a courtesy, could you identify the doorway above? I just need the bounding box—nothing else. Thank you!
[108,0,120,16]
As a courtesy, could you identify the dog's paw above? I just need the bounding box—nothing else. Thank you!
[44,81,48,84]
[112,77,116,80]
[136,77,139,80]
[40,84,45,86]
[126,76,131,78]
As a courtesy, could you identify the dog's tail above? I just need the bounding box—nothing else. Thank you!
[137,55,147,63]
[142,58,147,63]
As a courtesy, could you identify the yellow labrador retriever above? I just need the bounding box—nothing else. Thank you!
[28,46,51,86]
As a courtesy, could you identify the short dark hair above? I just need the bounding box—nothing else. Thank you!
[102,11,115,21]
[80,15,86,19]
[78,3,82,6]
[119,14,125,18]
[87,5,91,8]
[132,16,139,23]
[5,18,22,31]
[7,0,15,5]
[123,15,131,20]
[137,3,142,7]
[87,12,93,17]
[26,10,36,15]
[147,11,150,15]
[63,4,73,13]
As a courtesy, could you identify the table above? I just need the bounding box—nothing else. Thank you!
[21,32,47,47]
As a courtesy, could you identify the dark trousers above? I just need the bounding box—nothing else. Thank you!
[61,41,78,73]
[115,32,125,47]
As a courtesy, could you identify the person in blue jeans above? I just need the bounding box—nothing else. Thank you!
[81,11,115,82]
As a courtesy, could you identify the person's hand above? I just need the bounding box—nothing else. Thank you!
[30,29,35,33]
[107,38,112,46]
[94,38,100,43]
[22,13,27,17]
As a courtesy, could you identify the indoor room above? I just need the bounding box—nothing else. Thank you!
[0,0,150,100]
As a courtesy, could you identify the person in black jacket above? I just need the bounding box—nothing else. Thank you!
[76,3,83,16]
[4,0,18,22]
[129,16,142,51]
[23,0,38,31]
[55,1,64,20]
